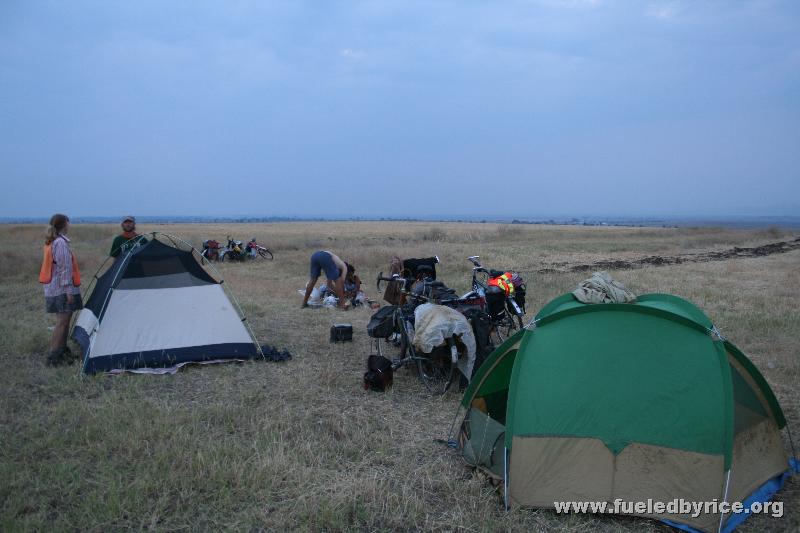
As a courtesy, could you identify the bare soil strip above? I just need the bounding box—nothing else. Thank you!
[537,237,800,273]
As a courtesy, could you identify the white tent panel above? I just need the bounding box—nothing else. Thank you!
[89,284,252,358]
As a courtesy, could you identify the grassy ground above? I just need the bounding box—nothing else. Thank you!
[1,222,797,532]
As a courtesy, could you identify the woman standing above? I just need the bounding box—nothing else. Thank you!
[39,214,83,366]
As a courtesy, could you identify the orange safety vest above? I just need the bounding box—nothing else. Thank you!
[39,238,81,286]
[488,271,514,296]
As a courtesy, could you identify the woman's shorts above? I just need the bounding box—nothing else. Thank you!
[45,293,84,314]
[309,251,341,280]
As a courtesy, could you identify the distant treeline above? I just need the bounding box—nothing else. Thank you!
[2,215,798,229]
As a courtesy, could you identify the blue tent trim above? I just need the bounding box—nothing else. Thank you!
[82,342,260,374]
[662,458,798,533]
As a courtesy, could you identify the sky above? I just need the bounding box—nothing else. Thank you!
[1,0,798,219]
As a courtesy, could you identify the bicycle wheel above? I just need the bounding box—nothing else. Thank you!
[416,343,455,395]
[490,313,518,345]
[258,248,274,260]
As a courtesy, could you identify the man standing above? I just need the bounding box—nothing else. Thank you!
[110,215,147,257]
[302,251,349,309]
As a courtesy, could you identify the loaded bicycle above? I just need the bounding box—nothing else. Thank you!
[372,273,461,395]
[245,237,274,260]
[202,236,274,262]
[463,256,526,343]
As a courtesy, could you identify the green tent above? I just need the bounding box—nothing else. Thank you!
[458,293,794,533]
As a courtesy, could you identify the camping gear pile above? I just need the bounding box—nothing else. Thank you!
[454,287,797,532]
[368,257,499,393]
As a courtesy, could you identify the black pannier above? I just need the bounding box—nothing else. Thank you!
[367,305,396,338]
[363,355,393,391]
[485,285,506,318]
[513,286,526,314]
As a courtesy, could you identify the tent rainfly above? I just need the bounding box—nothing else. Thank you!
[457,292,797,533]
[72,234,261,374]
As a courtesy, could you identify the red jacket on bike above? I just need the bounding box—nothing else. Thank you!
[488,272,515,296]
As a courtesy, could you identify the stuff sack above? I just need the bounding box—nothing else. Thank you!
[367,305,396,338]
[363,355,393,391]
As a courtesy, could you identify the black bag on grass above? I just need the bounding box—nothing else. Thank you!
[363,355,393,391]
[330,324,353,342]
[367,306,396,338]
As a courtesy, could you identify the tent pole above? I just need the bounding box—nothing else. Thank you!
[717,468,731,533]
[503,446,510,511]
[445,405,462,444]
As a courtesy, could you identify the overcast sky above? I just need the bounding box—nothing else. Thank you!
[1,0,798,218]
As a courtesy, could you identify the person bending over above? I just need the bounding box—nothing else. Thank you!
[302,251,348,309]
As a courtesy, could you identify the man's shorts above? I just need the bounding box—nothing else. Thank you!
[45,293,84,314]
[310,251,341,280]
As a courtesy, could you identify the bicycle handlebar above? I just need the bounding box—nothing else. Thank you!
[376,272,412,292]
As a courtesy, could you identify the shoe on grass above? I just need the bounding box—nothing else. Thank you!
[46,348,67,367]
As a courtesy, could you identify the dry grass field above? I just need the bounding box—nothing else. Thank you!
[1,222,798,532]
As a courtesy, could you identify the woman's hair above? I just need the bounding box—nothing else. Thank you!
[345,262,355,276]
[45,214,69,244]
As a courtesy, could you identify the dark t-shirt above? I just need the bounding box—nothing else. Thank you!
[110,234,148,257]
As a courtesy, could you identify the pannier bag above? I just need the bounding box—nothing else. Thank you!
[330,323,353,342]
[367,306,396,338]
[363,355,393,391]
[485,285,506,319]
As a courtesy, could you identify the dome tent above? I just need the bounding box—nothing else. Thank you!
[72,233,262,374]
[457,293,796,533]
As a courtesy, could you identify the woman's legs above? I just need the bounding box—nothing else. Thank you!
[48,311,73,364]
[50,311,72,350]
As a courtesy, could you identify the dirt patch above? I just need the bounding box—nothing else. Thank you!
[540,237,800,273]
